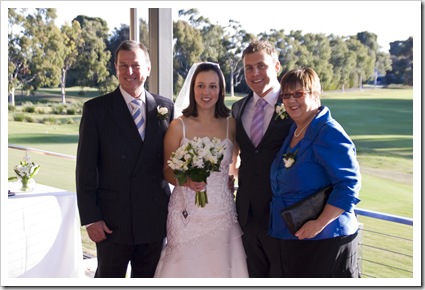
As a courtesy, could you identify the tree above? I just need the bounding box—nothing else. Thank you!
[356,31,379,86]
[172,18,204,96]
[302,33,333,90]
[222,20,253,97]
[329,34,356,91]
[346,37,374,89]
[23,9,64,92]
[374,51,392,87]
[67,15,111,89]
[8,8,30,106]
[59,20,83,103]
[388,37,413,85]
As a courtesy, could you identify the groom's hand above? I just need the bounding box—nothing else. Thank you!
[228,175,235,194]
[86,220,113,243]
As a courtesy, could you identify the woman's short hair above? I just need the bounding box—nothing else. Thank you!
[280,67,321,96]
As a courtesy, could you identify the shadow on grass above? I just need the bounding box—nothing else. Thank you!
[353,136,412,159]
[9,134,79,144]
[322,98,413,136]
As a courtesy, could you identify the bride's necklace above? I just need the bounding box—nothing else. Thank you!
[294,112,317,138]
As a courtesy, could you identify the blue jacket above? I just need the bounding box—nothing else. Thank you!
[269,106,361,240]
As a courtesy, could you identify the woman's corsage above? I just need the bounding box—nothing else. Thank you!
[157,106,169,120]
[282,149,298,168]
[274,102,288,120]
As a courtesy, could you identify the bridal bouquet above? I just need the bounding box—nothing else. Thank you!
[168,137,226,207]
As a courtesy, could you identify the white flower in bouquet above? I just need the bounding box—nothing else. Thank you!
[168,137,225,207]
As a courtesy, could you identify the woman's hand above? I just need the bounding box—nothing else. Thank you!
[294,220,325,240]
[184,178,206,192]
[295,204,344,240]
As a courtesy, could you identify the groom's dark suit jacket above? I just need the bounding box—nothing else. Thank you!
[232,92,292,230]
[76,87,174,245]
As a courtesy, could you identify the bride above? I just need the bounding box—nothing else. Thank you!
[154,62,249,278]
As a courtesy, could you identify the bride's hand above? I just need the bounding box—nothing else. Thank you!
[185,178,206,192]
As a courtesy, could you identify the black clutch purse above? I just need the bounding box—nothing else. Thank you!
[280,186,333,235]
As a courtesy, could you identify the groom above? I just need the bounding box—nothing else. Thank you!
[231,40,292,277]
[76,40,174,278]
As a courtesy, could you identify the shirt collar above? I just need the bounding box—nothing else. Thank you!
[252,80,281,107]
[120,86,146,105]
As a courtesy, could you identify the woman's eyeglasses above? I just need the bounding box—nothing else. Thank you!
[282,91,310,99]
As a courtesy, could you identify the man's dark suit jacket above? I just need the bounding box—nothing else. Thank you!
[76,87,174,245]
[232,92,292,230]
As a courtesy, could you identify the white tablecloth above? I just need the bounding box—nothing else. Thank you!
[7,183,83,278]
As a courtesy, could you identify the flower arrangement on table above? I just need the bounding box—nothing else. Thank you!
[168,137,225,207]
[9,155,40,191]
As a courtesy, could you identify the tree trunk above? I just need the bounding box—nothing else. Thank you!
[9,87,16,107]
[359,74,363,91]
[61,68,67,104]
[230,65,235,97]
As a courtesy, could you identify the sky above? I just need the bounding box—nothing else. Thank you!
[45,1,420,52]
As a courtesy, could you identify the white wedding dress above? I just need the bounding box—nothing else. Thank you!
[154,118,249,278]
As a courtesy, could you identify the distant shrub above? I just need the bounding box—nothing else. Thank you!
[13,113,26,122]
[22,101,36,113]
[41,116,56,125]
[8,104,16,112]
[66,103,83,115]
[66,106,77,115]
[24,115,35,122]
[51,104,66,114]
[37,108,46,114]
[65,118,76,124]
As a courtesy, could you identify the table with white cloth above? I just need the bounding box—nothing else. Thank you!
[7,183,83,278]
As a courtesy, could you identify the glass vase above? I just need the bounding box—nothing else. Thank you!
[20,178,36,192]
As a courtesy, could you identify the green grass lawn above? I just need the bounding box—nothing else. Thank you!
[7,87,415,277]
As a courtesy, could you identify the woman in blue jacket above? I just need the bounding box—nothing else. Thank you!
[269,67,361,277]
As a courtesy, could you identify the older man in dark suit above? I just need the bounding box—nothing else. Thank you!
[231,40,292,278]
[76,40,174,278]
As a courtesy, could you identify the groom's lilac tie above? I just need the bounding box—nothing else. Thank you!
[250,98,267,147]
[130,99,145,140]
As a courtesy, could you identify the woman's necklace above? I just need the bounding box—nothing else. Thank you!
[294,112,317,138]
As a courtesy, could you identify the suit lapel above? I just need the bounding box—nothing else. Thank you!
[132,91,160,173]
[144,91,158,141]
[109,88,142,151]
[261,93,284,142]
[236,93,254,146]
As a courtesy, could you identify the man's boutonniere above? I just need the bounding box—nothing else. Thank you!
[157,106,169,120]
[282,149,298,168]
[274,102,288,120]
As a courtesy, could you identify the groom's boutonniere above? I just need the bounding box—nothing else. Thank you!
[274,102,288,121]
[157,106,169,120]
[282,149,298,168]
